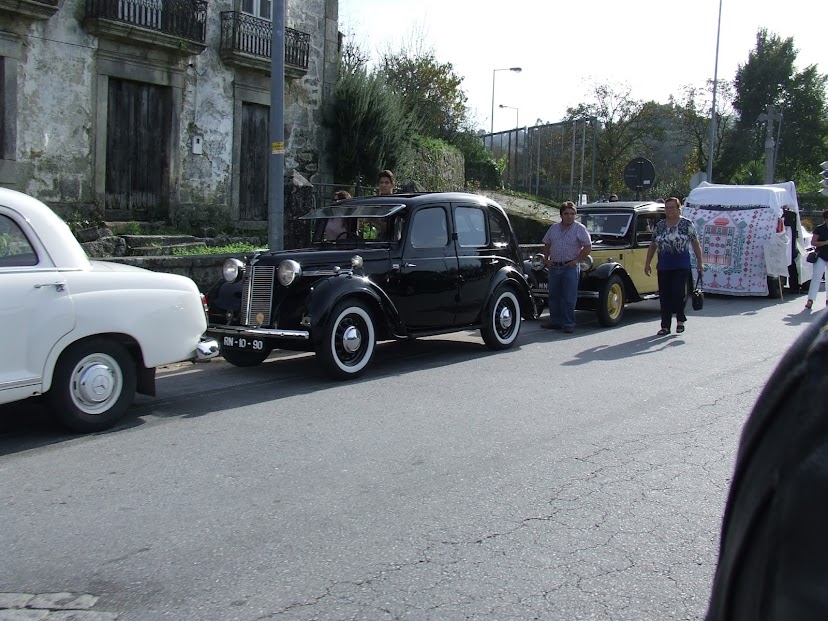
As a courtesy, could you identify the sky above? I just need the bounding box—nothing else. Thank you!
[338,0,825,134]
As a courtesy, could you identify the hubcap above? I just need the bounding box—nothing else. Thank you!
[70,353,123,414]
[609,284,622,317]
[341,325,362,353]
[78,363,115,403]
[498,305,514,331]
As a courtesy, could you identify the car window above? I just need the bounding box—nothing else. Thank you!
[0,214,38,267]
[635,214,662,244]
[455,207,487,247]
[488,208,510,246]
[410,207,448,249]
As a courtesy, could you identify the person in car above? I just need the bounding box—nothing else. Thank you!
[323,190,351,240]
[644,197,704,335]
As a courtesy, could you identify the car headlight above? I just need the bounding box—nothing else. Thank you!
[578,255,594,272]
[531,253,545,270]
[277,259,302,286]
[222,258,244,283]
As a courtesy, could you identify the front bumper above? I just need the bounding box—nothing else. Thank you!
[207,325,311,341]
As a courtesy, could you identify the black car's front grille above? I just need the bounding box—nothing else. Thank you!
[240,265,275,326]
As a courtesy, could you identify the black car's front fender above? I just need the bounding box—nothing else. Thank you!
[205,278,244,323]
[306,275,402,340]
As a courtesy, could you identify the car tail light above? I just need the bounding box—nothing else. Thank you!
[201,294,209,316]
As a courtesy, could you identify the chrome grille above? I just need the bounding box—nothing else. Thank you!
[240,265,275,326]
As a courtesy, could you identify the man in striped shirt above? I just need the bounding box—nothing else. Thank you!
[541,201,592,333]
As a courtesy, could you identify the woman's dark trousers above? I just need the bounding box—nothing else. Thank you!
[657,268,691,330]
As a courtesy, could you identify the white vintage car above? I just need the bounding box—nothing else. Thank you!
[0,188,218,432]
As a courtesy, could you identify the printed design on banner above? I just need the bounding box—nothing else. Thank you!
[685,203,777,296]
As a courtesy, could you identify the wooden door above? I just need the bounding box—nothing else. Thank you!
[105,78,171,219]
[239,102,269,221]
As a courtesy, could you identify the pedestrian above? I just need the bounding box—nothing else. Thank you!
[804,208,828,310]
[541,201,592,333]
[644,197,704,335]
[377,170,396,196]
[332,189,351,202]
[608,193,619,202]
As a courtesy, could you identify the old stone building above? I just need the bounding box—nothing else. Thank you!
[0,0,338,225]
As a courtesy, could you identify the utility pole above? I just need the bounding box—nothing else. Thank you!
[267,0,285,251]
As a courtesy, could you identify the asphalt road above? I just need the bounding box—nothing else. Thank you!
[0,291,819,620]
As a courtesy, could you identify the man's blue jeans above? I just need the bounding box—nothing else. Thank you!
[548,265,580,328]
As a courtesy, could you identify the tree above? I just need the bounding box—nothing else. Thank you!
[719,29,828,186]
[329,68,419,186]
[380,43,470,143]
[671,81,735,179]
[567,82,668,197]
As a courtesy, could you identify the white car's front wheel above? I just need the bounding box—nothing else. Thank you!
[48,338,137,432]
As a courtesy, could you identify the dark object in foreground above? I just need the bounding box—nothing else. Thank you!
[706,311,828,620]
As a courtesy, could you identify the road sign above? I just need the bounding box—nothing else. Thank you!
[623,157,656,193]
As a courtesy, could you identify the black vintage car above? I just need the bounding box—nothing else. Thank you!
[206,192,535,378]
[524,201,668,327]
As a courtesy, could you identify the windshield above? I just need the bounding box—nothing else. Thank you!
[305,205,408,245]
[577,212,632,237]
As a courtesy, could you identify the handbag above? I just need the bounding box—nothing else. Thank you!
[806,248,818,264]
[692,274,704,311]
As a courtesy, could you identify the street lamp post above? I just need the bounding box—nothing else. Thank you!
[498,104,519,130]
[491,67,521,134]
[706,0,723,183]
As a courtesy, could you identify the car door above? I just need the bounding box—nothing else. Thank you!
[391,205,458,329]
[628,212,663,294]
[0,211,75,403]
[453,204,499,325]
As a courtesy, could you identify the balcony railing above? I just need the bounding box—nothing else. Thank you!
[86,0,207,49]
[0,0,59,20]
[220,12,310,77]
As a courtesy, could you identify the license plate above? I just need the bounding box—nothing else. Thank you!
[222,336,266,351]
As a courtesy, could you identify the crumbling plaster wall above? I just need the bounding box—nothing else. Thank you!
[6,0,338,219]
[13,8,97,209]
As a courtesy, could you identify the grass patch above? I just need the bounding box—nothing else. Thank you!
[172,242,262,256]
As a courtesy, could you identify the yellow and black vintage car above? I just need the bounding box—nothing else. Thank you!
[524,201,669,327]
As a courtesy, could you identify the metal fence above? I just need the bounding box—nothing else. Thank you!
[86,0,207,42]
[219,12,311,70]
[482,119,598,203]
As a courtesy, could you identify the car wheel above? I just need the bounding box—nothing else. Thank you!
[317,300,376,379]
[47,338,137,433]
[481,286,521,350]
[221,347,272,367]
[597,274,625,327]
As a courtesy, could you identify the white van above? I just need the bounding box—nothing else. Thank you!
[683,181,811,297]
